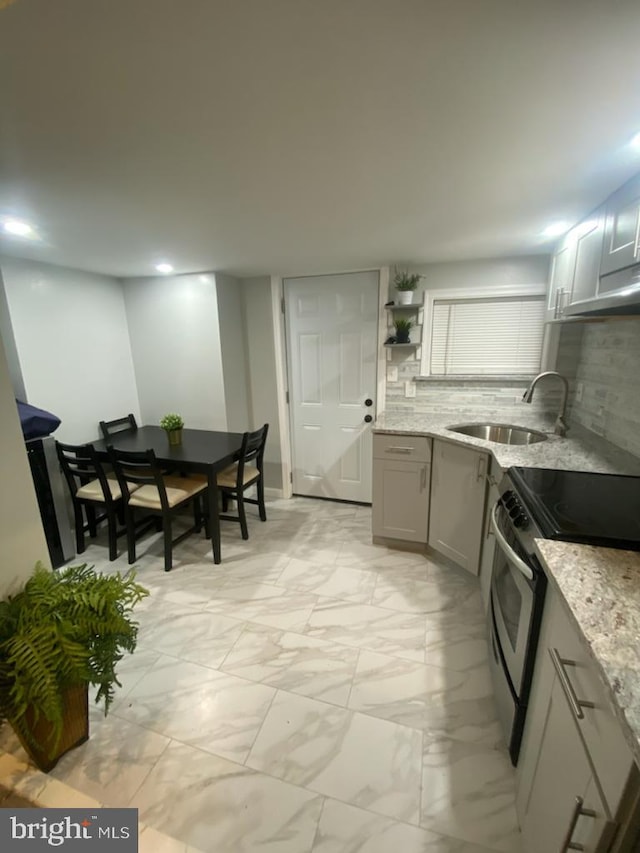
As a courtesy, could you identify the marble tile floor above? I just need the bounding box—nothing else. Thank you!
[0,498,522,853]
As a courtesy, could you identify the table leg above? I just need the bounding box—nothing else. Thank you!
[208,469,221,564]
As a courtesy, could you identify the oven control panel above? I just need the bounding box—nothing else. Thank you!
[501,490,530,530]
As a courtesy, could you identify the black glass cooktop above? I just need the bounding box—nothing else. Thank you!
[509,467,640,551]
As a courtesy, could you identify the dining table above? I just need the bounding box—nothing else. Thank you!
[91,425,245,564]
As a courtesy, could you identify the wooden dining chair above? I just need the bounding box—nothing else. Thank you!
[108,446,209,572]
[99,413,138,441]
[218,424,269,540]
[56,441,134,561]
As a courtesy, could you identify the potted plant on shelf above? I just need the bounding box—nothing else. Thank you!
[160,412,184,446]
[0,563,148,772]
[393,317,412,344]
[393,270,421,305]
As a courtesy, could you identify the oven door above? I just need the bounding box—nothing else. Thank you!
[490,501,536,697]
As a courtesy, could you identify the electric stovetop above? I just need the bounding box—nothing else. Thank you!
[509,467,640,551]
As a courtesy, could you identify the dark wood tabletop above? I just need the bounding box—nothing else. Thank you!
[92,425,244,472]
[92,425,245,564]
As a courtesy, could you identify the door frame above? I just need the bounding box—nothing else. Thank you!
[271,267,388,501]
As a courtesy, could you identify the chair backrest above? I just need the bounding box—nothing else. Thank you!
[99,414,138,441]
[56,441,114,504]
[236,423,269,481]
[107,446,171,512]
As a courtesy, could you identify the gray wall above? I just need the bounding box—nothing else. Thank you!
[0,256,140,443]
[216,274,251,432]
[0,335,49,594]
[385,255,553,414]
[123,273,227,430]
[242,276,283,491]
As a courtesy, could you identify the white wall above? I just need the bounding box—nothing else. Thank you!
[242,276,283,491]
[0,334,49,595]
[215,274,251,432]
[0,256,140,443]
[405,255,550,295]
[124,273,227,430]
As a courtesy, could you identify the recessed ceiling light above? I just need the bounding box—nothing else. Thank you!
[3,218,34,238]
[541,222,569,238]
[155,262,174,274]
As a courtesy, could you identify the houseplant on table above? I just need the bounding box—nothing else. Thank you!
[160,412,184,446]
[0,562,148,772]
[393,317,412,344]
[393,270,421,305]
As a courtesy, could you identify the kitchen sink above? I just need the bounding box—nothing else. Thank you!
[447,423,548,445]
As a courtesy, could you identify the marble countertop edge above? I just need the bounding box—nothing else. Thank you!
[533,539,640,766]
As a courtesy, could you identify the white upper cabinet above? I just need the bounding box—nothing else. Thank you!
[546,206,606,320]
[570,206,606,305]
[600,172,640,278]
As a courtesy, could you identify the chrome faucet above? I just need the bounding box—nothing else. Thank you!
[522,371,569,437]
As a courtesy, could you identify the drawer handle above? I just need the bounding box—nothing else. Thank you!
[385,446,414,454]
[550,648,595,720]
[561,796,596,852]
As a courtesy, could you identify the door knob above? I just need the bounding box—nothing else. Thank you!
[364,414,373,423]
[364,398,373,407]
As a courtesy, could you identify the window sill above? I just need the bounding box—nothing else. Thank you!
[414,375,537,383]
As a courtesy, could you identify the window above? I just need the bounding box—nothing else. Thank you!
[420,286,546,377]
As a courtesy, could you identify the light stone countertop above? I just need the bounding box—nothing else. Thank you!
[533,540,640,765]
[374,409,640,475]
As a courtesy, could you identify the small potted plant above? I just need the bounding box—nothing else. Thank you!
[160,412,184,446]
[0,562,148,772]
[393,270,421,305]
[393,317,412,344]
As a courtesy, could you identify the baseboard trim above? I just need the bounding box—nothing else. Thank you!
[265,487,285,499]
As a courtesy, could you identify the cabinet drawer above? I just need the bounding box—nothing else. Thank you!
[547,595,633,811]
[373,433,431,462]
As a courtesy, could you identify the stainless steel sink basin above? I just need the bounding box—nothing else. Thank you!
[447,423,548,445]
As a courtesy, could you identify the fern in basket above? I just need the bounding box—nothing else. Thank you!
[0,563,148,753]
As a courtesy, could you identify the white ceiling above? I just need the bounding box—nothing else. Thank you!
[1,0,640,279]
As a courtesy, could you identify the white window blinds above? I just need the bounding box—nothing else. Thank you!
[429,296,545,375]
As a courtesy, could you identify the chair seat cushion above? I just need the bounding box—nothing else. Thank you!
[128,475,208,510]
[76,474,139,502]
[217,464,260,490]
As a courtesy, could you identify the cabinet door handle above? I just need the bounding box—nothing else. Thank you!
[550,648,595,720]
[561,796,597,852]
[554,288,562,318]
[385,446,414,454]
[420,465,427,492]
[476,455,486,482]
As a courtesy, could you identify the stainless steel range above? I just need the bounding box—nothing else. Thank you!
[488,466,640,766]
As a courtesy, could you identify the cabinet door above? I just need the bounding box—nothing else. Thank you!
[428,440,487,575]
[372,458,429,543]
[570,208,605,305]
[547,238,575,320]
[521,675,614,853]
[601,173,640,277]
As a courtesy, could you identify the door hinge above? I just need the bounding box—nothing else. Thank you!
[281,297,285,314]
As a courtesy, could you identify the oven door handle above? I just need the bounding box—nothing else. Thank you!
[491,502,534,581]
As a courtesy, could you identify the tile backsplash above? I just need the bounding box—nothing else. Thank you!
[384,316,640,459]
[567,318,640,458]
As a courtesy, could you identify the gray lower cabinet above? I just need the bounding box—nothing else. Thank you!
[372,433,430,543]
[517,589,634,853]
[520,673,614,852]
[428,439,488,575]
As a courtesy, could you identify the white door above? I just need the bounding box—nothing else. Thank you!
[285,271,379,502]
